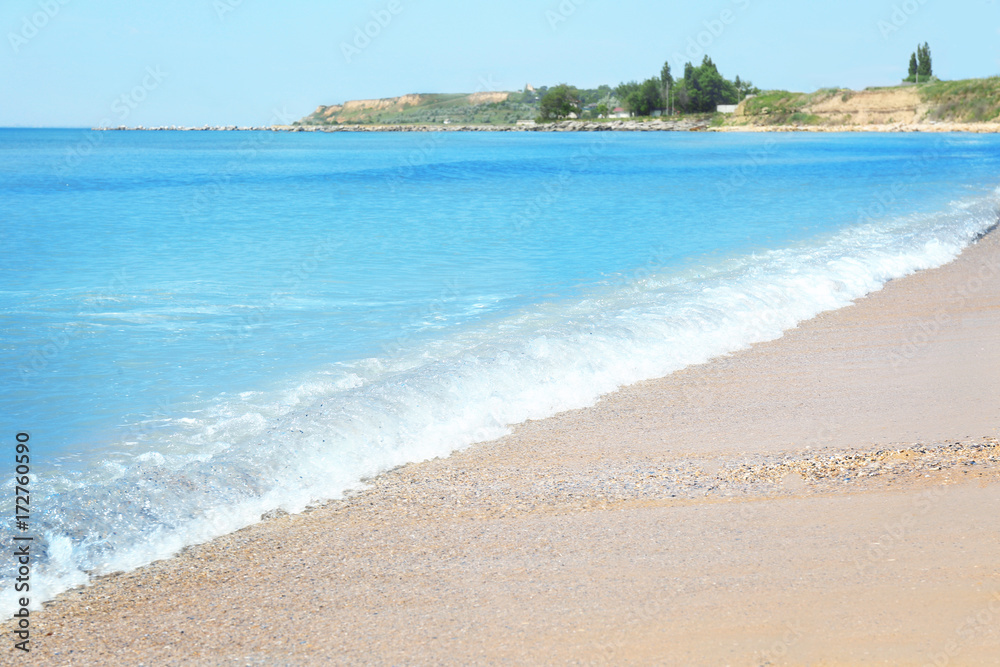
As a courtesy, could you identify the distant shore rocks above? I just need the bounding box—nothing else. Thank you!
[93,119,713,133]
[94,125,274,132]
[93,119,1000,133]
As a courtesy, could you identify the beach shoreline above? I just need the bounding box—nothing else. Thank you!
[7,227,1000,664]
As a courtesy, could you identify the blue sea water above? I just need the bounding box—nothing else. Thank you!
[1,128,998,612]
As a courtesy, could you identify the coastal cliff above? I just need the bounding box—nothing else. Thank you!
[726,77,1000,130]
[301,91,514,125]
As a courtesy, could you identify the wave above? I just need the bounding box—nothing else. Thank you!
[2,187,997,617]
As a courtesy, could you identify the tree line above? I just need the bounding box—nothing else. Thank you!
[904,43,933,83]
[539,56,759,120]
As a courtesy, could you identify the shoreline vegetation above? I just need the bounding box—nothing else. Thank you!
[93,76,1000,134]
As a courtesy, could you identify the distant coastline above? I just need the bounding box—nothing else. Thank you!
[93,119,1000,133]
[91,119,717,132]
[84,76,1000,134]
[93,79,1000,134]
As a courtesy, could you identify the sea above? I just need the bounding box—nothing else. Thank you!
[2,128,998,615]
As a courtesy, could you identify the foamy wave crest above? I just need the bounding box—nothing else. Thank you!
[2,190,996,616]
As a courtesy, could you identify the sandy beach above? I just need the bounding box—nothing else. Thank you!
[7,226,1000,665]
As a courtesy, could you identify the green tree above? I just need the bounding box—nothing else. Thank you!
[537,84,581,121]
[614,81,639,116]
[904,43,933,83]
[596,102,608,118]
[683,61,695,84]
[675,62,697,112]
[697,56,727,107]
[674,56,738,113]
[643,77,664,115]
[660,61,674,89]
[917,42,932,78]
[615,55,746,115]
[619,78,662,116]
[660,61,674,113]
[614,81,639,101]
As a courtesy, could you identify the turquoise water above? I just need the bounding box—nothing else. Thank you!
[2,129,998,611]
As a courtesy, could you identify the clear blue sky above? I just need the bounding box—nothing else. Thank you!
[2,0,998,127]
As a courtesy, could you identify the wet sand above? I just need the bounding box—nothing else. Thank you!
[8,230,1000,665]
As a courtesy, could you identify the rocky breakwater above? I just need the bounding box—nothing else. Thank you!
[277,117,713,132]
[92,125,275,131]
[95,118,714,132]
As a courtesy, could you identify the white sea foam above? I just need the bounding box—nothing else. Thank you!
[2,190,997,617]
